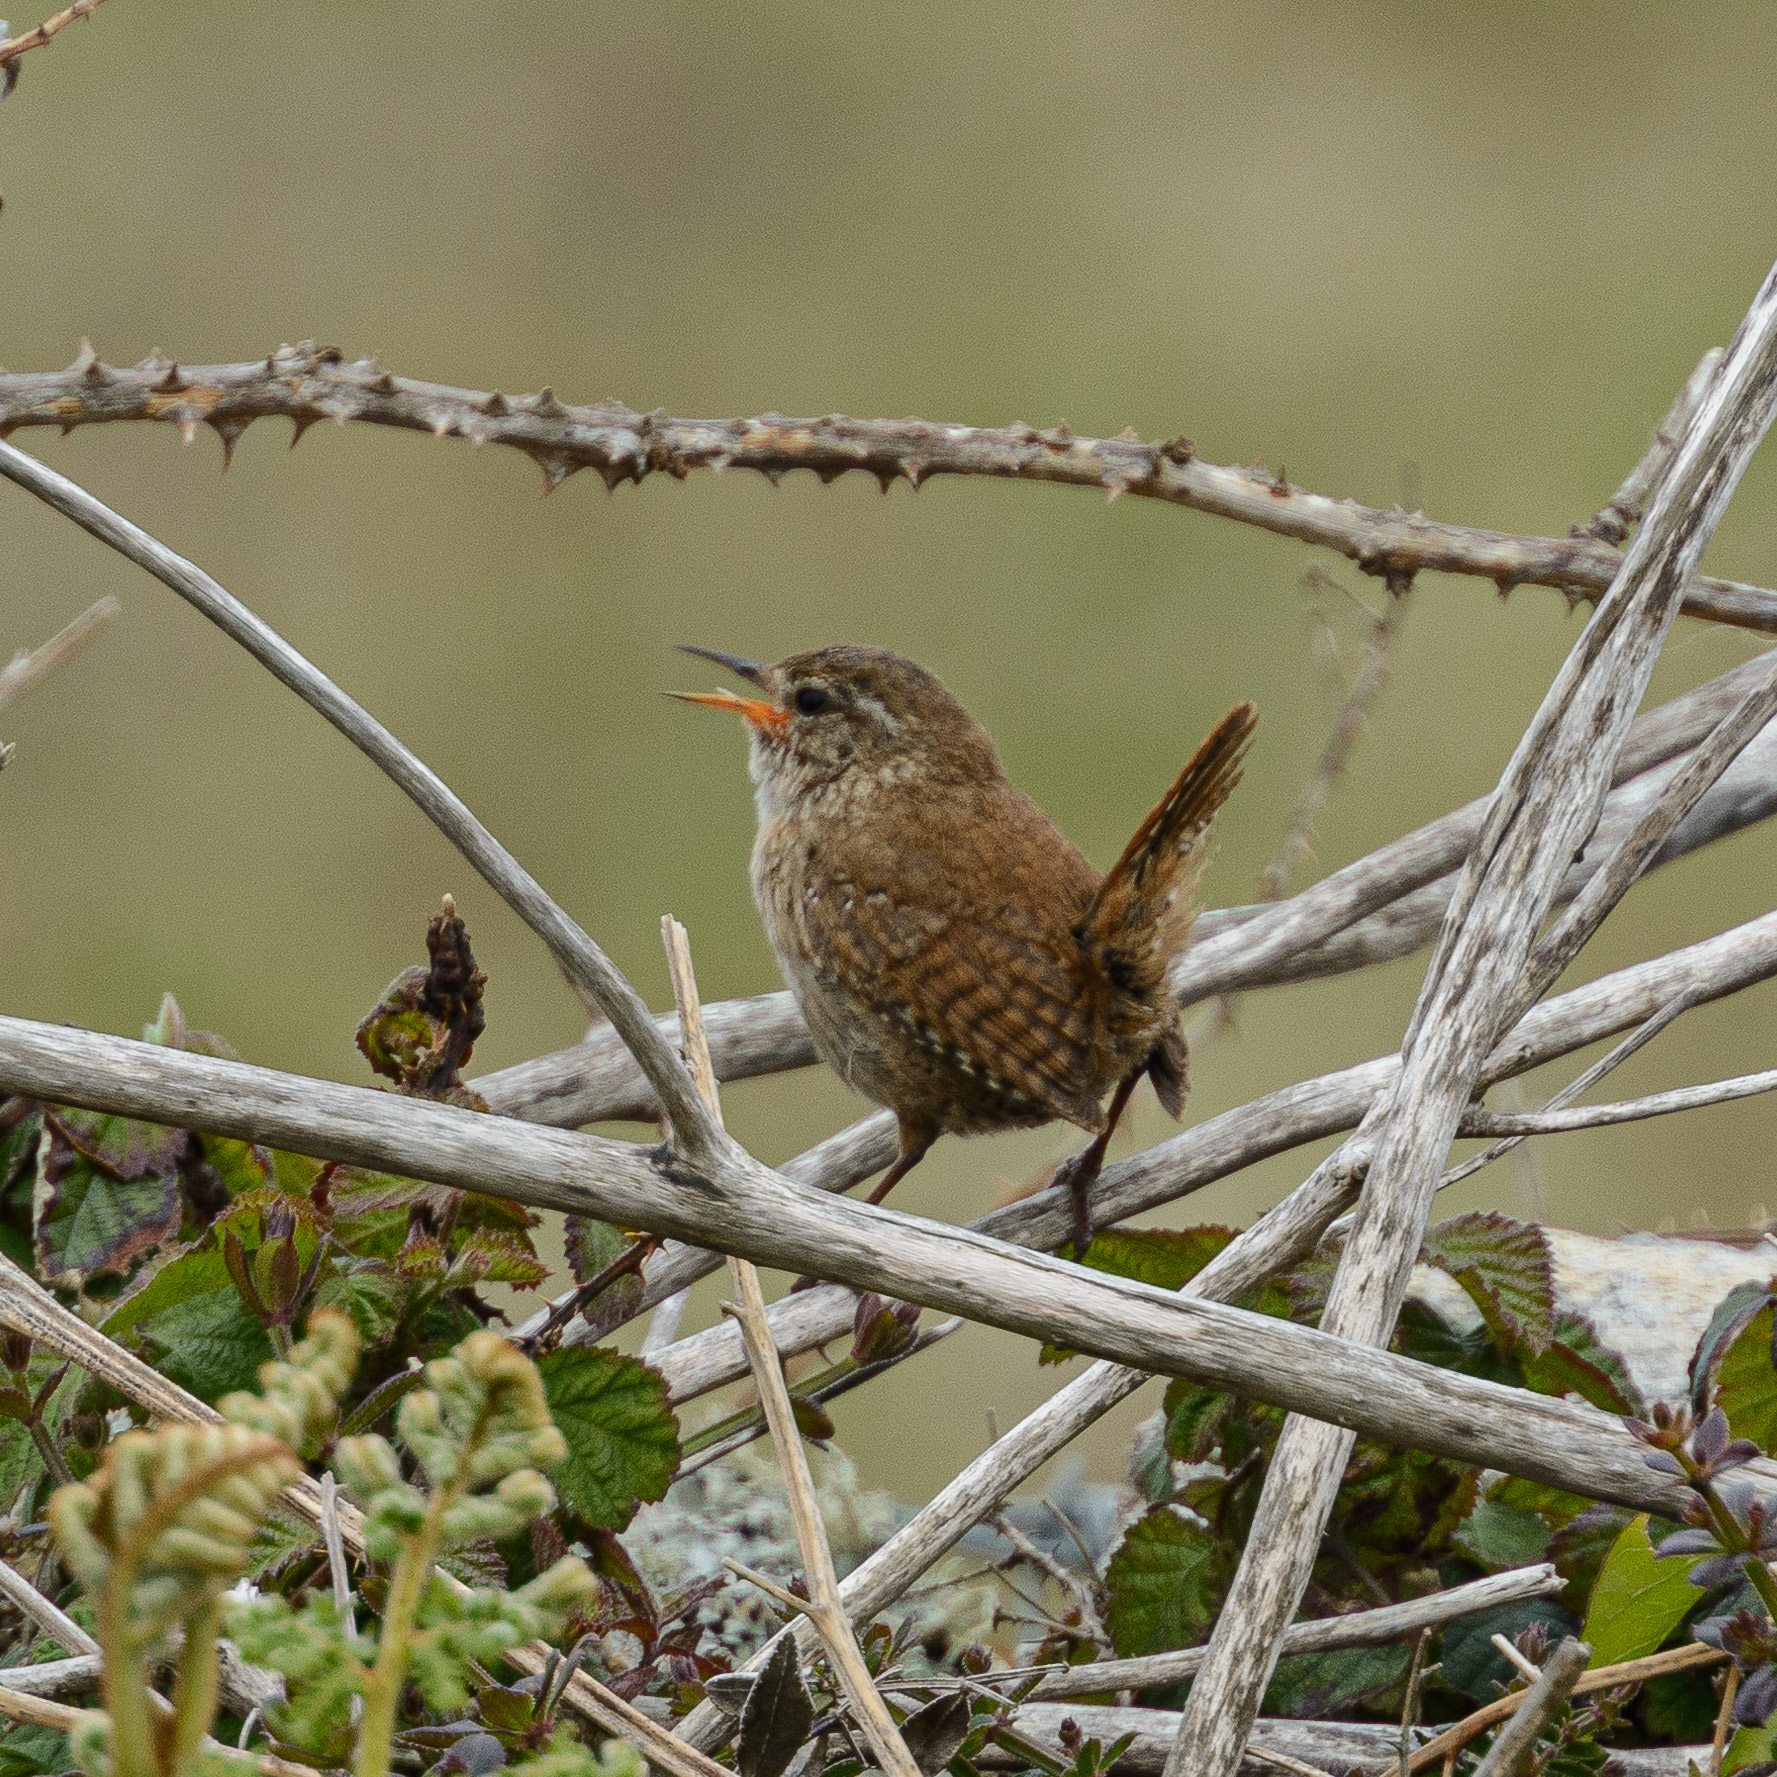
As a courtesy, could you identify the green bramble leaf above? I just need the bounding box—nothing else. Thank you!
[536,1347,680,1531]
[1103,1504,1231,1657]
[136,1284,275,1402]
[1262,1642,1410,1718]
[1582,1513,1702,1668]
[1043,1227,1238,1362]
[1549,1502,1634,1607]
[1420,1211,1555,1356]
[1455,1497,1552,1570]
[1521,1312,1644,1417]
[1489,1473,1598,1532]
[1713,1301,1777,1451]
[315,1256,407,1348]
[1439,1598,1580,1702]
[32,1110,182,1287]
[1691,1283,1775,1415]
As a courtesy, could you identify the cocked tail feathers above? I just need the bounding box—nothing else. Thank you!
[1080,701,1259,1019]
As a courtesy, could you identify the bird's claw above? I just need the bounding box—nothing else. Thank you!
[1052,1151,1099,1261]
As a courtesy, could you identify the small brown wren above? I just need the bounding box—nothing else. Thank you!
[672,645,1256,1256]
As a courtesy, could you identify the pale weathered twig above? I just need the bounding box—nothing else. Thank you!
[1027,1565,1562,1701]
[650,908,1777,1415]
[0,438,720,1163]
[1457,1066,1777,1136]
[3,343,1774,631]
[987,1512,1108,1651]
[0,0,112,70]
[663,915,920,1777]
[1489,1633,1544,1685]
[1439,982,1705,1191]
[0,1006,1753,1524]
[0,1682,317,1777]
[0,1654,99,1696]
[0,595,119,719]
[0,1554,98,1656]
[1165,257,1777,1777]
[1522,649,1777,1004]
[1404,1641,1729,1773]
[1581,348,1723,546]
[1469,1637,1590,1777]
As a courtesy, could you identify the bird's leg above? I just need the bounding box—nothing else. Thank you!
[1052,1070,1143,1259]
[865,1122,938,1206]
[788,1123,938,1295]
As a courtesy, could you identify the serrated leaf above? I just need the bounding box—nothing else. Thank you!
[315,1257,407,1347]
[1489,1474,1598,1531]
[1692,1283,1775,1415]
[1262,1641,1411,1718]
[136,1284,275,1403]
[1715,1302,1777,1450]
[447,1231,549,1290]
[1395,1296,1518,1384]
[1103,1505,1231,1657]
[101,1239,233,1338]
[1549,1502,1633,1605]
[1161,1378,1231,1464]
[537,1347,681,1530]
[1522,1312,1644,1417]
[737,1634,813,1777]
[46,1104,185,1181]
[1081,1226,1236,1291]
[1439,1598,1580,1702]
[1582,1513,1703,1667]
[1455,1498,1552,1570]
[1421,1211,1554,1356]
[32,1117,182,1287]
[900,1693,971,1774]
[564,1214,630,1286]
[0,1418,44,1518]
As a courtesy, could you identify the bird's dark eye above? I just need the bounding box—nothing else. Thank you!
[794,686,832,716]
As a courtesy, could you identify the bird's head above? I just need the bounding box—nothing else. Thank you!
[670,644,1002,814]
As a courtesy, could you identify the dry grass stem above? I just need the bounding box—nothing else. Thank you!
[1468,1637,1589,1777]
[0,1555,98,1656]
[0,0,112,68]
[1407,1640,1725,1771]
[662,914,921,1777]
[0,594,119,717]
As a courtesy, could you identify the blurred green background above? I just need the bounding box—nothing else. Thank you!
[3,2,1775,1499]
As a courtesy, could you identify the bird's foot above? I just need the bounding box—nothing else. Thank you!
[1051,1149,1104,1261]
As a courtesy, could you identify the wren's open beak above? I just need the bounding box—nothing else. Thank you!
[668,646,786,729]
[676,645,769,687]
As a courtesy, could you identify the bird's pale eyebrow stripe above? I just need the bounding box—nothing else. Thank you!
[849,690,901,736]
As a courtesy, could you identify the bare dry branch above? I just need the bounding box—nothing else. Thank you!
[0,438,722,1164]
[0,1006,1744,1518]
[0,0,112,68]
[0,595,118,718]
[1,342,1773,631]
[1028,1566,1562,1701]
[1164,255,1777,1777]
